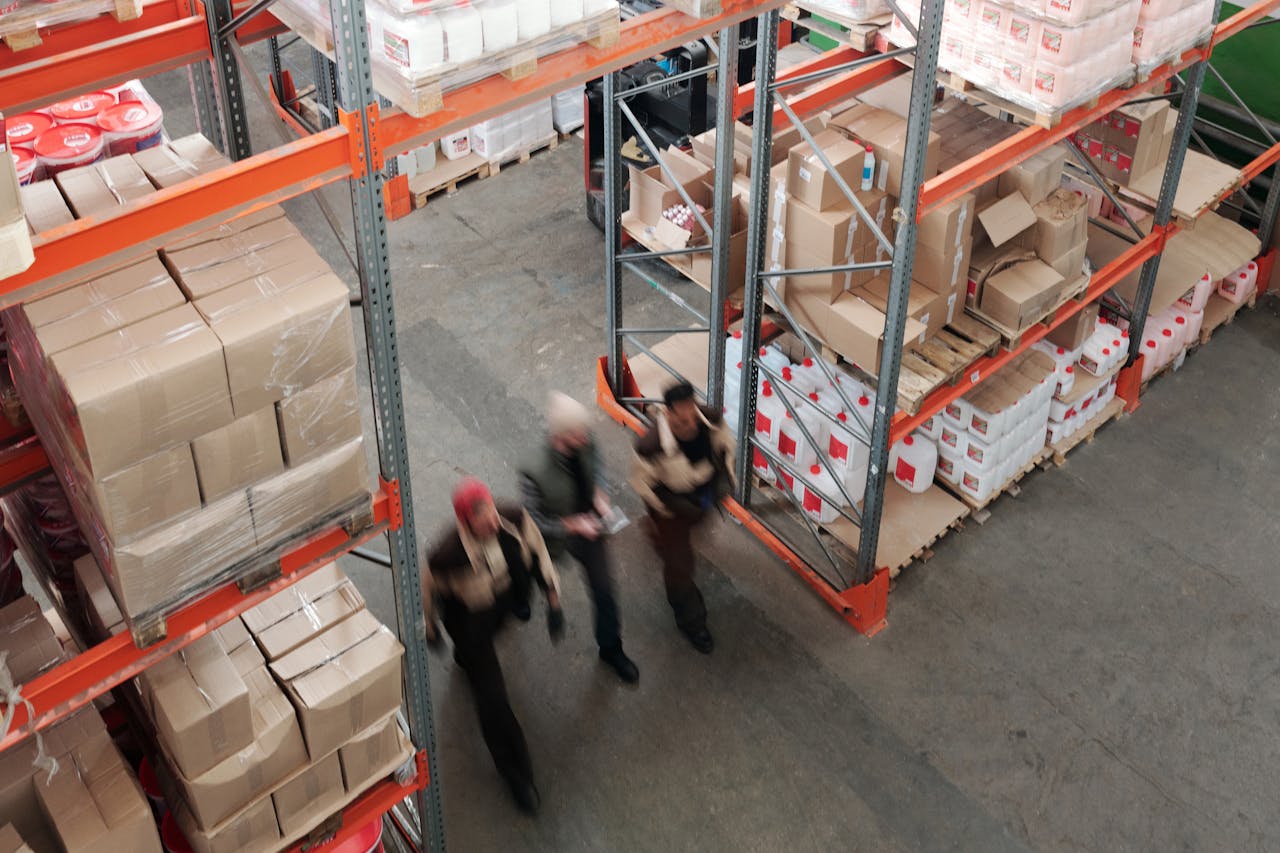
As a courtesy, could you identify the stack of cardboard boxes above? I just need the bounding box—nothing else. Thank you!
[4,147,370,638]
[1070,100,1175,189]
[0,597,161,853]
[74,558,410,853]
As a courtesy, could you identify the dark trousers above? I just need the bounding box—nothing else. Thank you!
[440,597,533,789]
[647,508,708,635]
[566,535,621,653]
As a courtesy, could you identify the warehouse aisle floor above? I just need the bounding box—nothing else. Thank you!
[149,69,1280,851]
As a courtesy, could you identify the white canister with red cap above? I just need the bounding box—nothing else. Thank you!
[889,434,937,494]
[97,101,164,157]
[34,123,105,175]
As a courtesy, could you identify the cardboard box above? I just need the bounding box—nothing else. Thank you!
[34,730,161,853]
[0,824,34,853]
[827,103,941,197]
[55,155,155,218]
[176,666,309,830]
[242,563,366,661]
[780,276,835,339]
[339,716,412,795]
[1046,300,1099,350]
[111,490,256,625]
[163,207,287,253]
[142,632,253,779]
[23,257,173,328]
[51,304,236,477]
[21,180,75,234]
[73,554,125,639]
[0,597,64,683]
[858,275,954,341]
[784,189,887,262]
[164,219,300,280]
[980,260,1065,331]
[197,272,357,417]
[917,192,976,252]
[913,237,973,295]
[192,407,286,502]
[822,292,926,370]
[175,246,330,303]
[996,145,1069,205]
[627,148,711,225]
[269,609,404,759]
[1031,188,1088,261]
[1042,238,1088,281]
[786,129,868,211]
[977,192,1037,248]
[0,711,106,852]
[275,369,364,466]
[249,437,369,548]
[783,243,864,303]
[271,751,345,838]
[213,615,252,656]
[33,278,186,355]
[134,135,230,188]
[688,194,749,291]
[173,794,279,853]
[88,442,202,541]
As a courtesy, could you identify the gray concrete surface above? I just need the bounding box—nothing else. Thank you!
[146,61,1280,852]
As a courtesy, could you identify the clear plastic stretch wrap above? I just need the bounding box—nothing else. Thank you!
[275,0,619,115]
[4,201,371,640]
[890,0,1141,113]
[798,0,891,23]
[469,99,556,164]
[1131,0,1216,71]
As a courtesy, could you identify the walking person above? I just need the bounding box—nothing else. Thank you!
[519,392,639,684]
[630,382,736,653]
[422,478,565,814]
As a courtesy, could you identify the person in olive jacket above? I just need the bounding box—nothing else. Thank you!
[519,392,639,684]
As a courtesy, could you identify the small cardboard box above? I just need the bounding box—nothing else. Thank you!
[783,242,865,303]
[0,711,106,851]
[56,155,155,218]
[197,272,357,417]
[786,129,868,212]
[175,247,330,304]
[21,180,75,234]
[275,369,364,466]
[857,275,953,341]
[73,553,125,639]
[133,135,230,188]
[249,437,369,548]
[1031,188,1089,261]
[213,615,252,656]
[242,563,365,661]
[111,490,256,622]
[34,729,162,853]
[339,716,412,795]
[627,147,712,225]
[175,666,309,830]
[980,260,1065,331]
[141,632,253,780]
[271,752,345,838]
[688,194,749,291]
[1046,300,1099,350]
[269,610,404,760]
[822,292,926,370]
[173,793,279,853]
[192,407,286,502]
[784,189,886,262]
[23,257,173,328]
[996,145,1068,206]
[916,191,976,253]
[780,276,835,339]
[0,597,64,683]
[1042,239,1088,282]
[913,237,973,296]
[977,192,1037,248]
[34,278,186,355]
[163,207,287,253]
[827,103,941,197]
[165,218,300,280]
[51,304,236,478]
[88,442,202,541]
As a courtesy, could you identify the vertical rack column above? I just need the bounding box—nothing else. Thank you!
[324,0,444,848]
[853,0,944,583]
[706,24,741,412]
[603,71,625,396]
[202,0,252,159]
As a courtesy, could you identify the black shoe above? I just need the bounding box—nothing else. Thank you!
[685,629,714,654]
[511,599,532,622]
[508,779,541,815]
[599,647,639,684]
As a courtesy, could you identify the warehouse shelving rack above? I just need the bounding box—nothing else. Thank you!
[598,1,1280,636]
[1,1,788,850]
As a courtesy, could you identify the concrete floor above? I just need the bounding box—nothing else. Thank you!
[147,62,1280,852]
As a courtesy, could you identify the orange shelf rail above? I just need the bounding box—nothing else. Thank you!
[0,485,396,754]
[286,752,430,852]
[0,434,50,497]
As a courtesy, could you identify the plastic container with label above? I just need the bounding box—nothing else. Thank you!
[827,411,870,482]
[964,431,999,473]
[959,458,996,503]
[34,123,105,175]
[968,396,1007,442]
[1078,334,1114,376]
[1171,305,1203,342]
[49,91,116,126]
[724,330,744,371]
[758,346,792,385]
[778,411,819,472]
[942,397,972,431]
[97,101,164,156]
[1178,272,1214,312]
[11,148,37,185]
[796,392,831,454]
[889,434,937,494]
[479,0,520,51]
[754,380,786,446]
[752,446,777,485]
[795,464,846,524]
[919,413,942,443]
[516,0,553,39]
[6,112,54,149]
[791,357,829,395]
[1054,364,1076,398]
[440,130,472,160]
[935,452,962,485]
[1218,263,1255,305]
[938,422,969,459]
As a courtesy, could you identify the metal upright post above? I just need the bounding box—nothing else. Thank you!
[1124,6,1221,364]
[187,62,222,150]
[604,71,626,396]
[733,10,779,502]
[1259,159,1280,252]
[268,35,285,103]
[706,24,740,412]
[325,0,444,848]
[203,0,252,160]
[312,48,338,129]
[853,0,944,585]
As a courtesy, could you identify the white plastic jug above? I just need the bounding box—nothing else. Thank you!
[795,464,846,524]
[968,397,1007,442]
[938,422,969,458]
[751,445,777,485]
[889,434,937,494]
[758,346,792,385]
[516,0,553,40]
[827,412,870,480]
[942,397,972,431]
[797,393,832,454]
[844,393,876,434]
[791,357,829,395]
[724,330,744,371]
[935,452,962,485]
[479,0,520,52]
[549,0,585,26]
[959,457,996,503]
[1049,396,1075,423]
[1178,272,1213,312]
[1139,336,1159,380]
[1171,305,1203,342]
[1036,342,1077,372]
[1154,325,1178,369]
[377,8,445,72]
[440,130,472,160]
[1218,266,1254,305]
[919,414,942,443]
[1078,334,1115,377]
[1167,311,1191,349]
[440,7,485,63]
[1054,364,1076,398]
[778,411,819,472]
[964,431,999,473]
[754,380,786,445]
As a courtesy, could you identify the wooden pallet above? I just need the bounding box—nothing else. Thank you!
[782,3,891,51]
[894,315,1001,414]
[965,273,1090,350]
[937,70,1109,130]
[0,0,141,49]
[1046,397,1124,467]
[484,133,560,176]
[1198,290,1257,345]
[938,446,1052,524]
[407,151,492,210]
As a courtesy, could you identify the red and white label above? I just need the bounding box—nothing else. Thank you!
[829,436,849,463]
[778,432,798,460]
[895,458,917,486]
[802,488,823,515]
[756,412,773,436]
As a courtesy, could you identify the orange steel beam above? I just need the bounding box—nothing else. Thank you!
[890,230,1164,443]
[2,127,351,303]
[0,487,395,754]
[1213,0,1280,43]
[1240,141,1280,184]
[776,55,909,129]
[284,757,430,852]
[0,0,185,65]
[380,0,790,154]
[0,435,50,496]
[0,9,283,113]
[733,46,862,116]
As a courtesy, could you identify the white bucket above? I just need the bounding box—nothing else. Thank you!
[34,123,105,175]
[49,91,116,126]
[97,101,164,157]
[11,147,37,185]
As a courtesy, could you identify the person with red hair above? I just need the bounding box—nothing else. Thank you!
[422,477,564,814]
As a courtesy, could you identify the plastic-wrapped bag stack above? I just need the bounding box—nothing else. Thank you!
[800,0,890,22]
[1131,0,1216,72]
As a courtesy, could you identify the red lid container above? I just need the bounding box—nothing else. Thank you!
[6,112,54,147]
[49,91,117,125]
